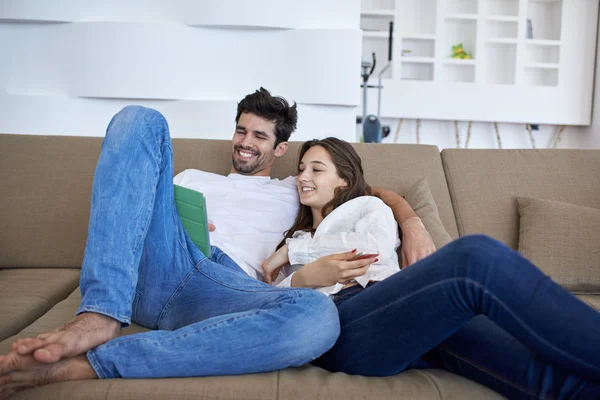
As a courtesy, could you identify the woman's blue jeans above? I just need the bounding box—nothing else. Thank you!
[76,106,340,378]
[315,236,600,399]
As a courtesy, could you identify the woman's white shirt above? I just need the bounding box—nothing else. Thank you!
[275,196,401,295]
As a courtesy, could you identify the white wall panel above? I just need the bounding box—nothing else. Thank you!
[0,1,362,142]
[1,0,359,29]
[4,23,360,105]
[0,93,357,142]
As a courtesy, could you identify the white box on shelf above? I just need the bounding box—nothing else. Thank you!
[483,0,519,17]
[484,43,517,84]
[401,63,434,81]
[402,0,436,35]
[527,0,563,40]
[446,0,478,14]
[525,43,560,64]
[486,20,519,39]
[524,68,558,87]
[402,38,435,58]
[442,63,475,83]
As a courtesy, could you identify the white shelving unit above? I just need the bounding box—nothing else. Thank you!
[359,0,599,125]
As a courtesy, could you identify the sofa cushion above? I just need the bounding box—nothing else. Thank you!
[0,135,101,269]
[441,149,600,249]
[278,365,504,400]
[2,289,504,400]
[0,268,80,341]
[404,178,453,249]
[174,140,460,240]
[516,197,600,293]
[1,134,458,270]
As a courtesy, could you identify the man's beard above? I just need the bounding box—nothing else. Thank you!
[232,146,264,175]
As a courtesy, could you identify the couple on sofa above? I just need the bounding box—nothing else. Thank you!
[0,88,598,399]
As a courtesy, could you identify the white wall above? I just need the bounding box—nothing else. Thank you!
[2,1,598,149]
[574,7,600,149]
[374,119,576,149]
[0,0,362,142]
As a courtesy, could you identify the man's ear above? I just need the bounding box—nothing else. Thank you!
[274,141,289,158]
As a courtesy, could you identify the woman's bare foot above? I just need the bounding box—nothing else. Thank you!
[2,312,120,371]
[0,354,96,400]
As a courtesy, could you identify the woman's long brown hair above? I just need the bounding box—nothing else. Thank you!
[277,137,373,249]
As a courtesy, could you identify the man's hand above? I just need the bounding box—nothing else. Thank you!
[370,186,436,267]
[208,223,216,232]
[400,216,435,268]
[262,244,290,284]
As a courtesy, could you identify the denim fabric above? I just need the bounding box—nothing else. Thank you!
[314,236,600,399]
[78,106,340,378]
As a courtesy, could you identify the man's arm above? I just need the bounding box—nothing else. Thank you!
[370,186,436,268]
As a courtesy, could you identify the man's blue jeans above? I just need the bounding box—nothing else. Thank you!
[75,106,340,379]
[315,236,600,399]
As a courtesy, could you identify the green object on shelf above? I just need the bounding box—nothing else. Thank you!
[174,184,211,259]
[451,43,472,60]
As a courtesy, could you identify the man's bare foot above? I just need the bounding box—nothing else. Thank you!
[2,312,120,370]
[0,354,96,400]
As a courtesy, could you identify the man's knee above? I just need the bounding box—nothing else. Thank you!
[105,105,169,146]
[295,291,340,356]
[113,105,165,125]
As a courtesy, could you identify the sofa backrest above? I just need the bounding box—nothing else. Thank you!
[1,134,457,269]
[442,149,600,249]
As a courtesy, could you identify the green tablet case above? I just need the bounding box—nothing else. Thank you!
[174,184,211,259]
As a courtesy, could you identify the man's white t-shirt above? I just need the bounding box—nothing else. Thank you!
[173,169,299,279]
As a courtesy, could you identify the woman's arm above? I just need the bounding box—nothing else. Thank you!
[370,186,436,267]
[276,251,376,289]
[286,198,399,266]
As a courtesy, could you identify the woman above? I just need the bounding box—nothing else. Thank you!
[262,138,600,399]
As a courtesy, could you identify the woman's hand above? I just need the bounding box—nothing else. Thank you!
[292,251,378,288]
[262,244,290,284]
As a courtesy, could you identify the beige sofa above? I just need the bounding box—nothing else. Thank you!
[1,134,599,400]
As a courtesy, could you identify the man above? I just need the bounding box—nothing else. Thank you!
[0,88,435,397]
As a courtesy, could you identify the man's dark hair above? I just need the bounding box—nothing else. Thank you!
[235,87,298,147]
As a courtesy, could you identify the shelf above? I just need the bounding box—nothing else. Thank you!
[362,31,390,39]
[401,57,435,64]
[526,39,562,46]
[443,58,476,65]
[403,34,436,41]
[445,14,478,20]
[486,16,519,22]
[525,63,560,69]
[487,38,518,44]
[361,10,395,18]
